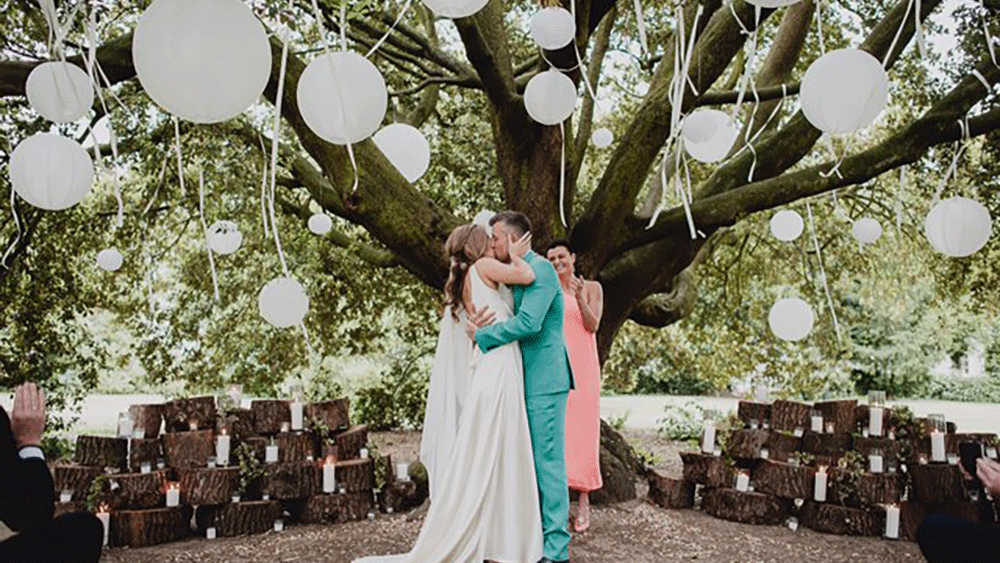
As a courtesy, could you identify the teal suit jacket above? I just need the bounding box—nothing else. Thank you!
[475,250,574,396]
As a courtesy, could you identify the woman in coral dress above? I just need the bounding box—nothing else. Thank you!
[546,239,604,533]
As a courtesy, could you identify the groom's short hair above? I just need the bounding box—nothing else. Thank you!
[489,211,531,237]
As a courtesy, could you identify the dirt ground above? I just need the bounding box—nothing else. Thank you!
[100,430,924,563]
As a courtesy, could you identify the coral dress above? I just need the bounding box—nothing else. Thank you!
[562,291,603,492]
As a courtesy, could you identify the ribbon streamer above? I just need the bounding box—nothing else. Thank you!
[896,165,905,233]
[1,184,22,268]
[173,117,186,197]
[559,121,567,227]
[632,0,649,54]
[883,0,915,68]
[365,0,412,58]
[931,118,969,206]
[806,200,842,343]
[268,25,292,277]
[198,171,221,302]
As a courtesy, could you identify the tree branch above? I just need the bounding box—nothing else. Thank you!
[0,32,134,97]
[572,5,616,182]
[453,2,517,108]
[695,82,801,106]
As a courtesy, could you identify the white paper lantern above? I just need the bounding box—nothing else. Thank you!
[592,128,613,148]
[9,133,94,210]
[258,277,309,328]
[372,124,431,183]
[26,62,94,123]
[420,0,488,18]
[768,297,815,342]
[682,110,739,163]
[96,248,123,272]
[924,197,992,257]
[297,51,387,145]
[770,210,804,242]
[132,0,271,123]
[207,220,243,255]
[852,217,882,246]
[308,213,332,235]
[746,0,802,7]
[524,70,577,126]
[529,7,575,50]
[800,49,888,135]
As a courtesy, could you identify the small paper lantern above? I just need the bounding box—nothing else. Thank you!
[308,213,332,235]
[770,210,804,242]
[132,0,272,123]
[297,51,387,145]
[768,297,815,342]
[258,277,309,328]
[524,70,577,126]
[420,0,488,18]
[800,49,888,134]
[746,0,802,7]
[9,133,94,210]
[529,7,575,50]
[26,62,94,123]
[372,124,431,183]
[207,220,243,255]
[96,248,123,272]
[924,197,992,257]
[852,217,882,246]
[682,110,739,163]
[591,128,613,148]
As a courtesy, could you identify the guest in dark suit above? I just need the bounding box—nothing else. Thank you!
[0,382,103,562]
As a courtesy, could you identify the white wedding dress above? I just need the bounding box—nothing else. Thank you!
[355,265,543,563]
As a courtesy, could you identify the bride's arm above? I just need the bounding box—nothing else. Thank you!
[475,255,535,286]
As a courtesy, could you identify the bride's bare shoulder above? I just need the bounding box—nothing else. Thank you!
[473,257,501,287]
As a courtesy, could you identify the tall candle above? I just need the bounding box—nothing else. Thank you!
[869,454,884,473]
[814,467,827,502]
[736,472,750,492]
[291,400,304,431]
[931,431,946,462]
[266,441,279,464]
[216,431,231,466]
[885,505,900,539]
[166,483,180,507]
[97,507,110,546]
[701,424,716,454]
[811,415,824,433]
[869,407,883,436]
[323,458,336,493]
[396,462,409,481]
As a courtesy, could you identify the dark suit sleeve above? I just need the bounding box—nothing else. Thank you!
[0,406,55,532]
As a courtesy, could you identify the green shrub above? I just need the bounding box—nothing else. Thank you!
[353,345,431,431]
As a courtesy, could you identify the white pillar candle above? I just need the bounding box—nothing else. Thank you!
[262,494,270,501]
[140,462,151,474]
[266,443,279,464]
[811,415,824,433]
[60,490,72,503]
[360,447,369,459]
[206,527,216,539]
[869,454,883,473]
[166,484,180,507]
[736,472,750,492]
[701,424,716,454]
[97,509,110,546]
[885,505,900,539]
[274,519,284,532]
[869,407,883,437]
[396,462,409,481]
[814,468,827,502]
[216,432,231,466]
[323,459,336,493]
[291,400,304,431]
[931,431,946,462]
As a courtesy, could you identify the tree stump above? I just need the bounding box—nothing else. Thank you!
[128,438,163,472]
[852,436,903,461]
[909,464,965,504]
[591,419,643,505]
[378,481,419,514]
[726,429,770,459]
[161,429,214,468]
[814,400,857,435]
[305,399,351,431]
[128,404,164,439]
[178,467,240,505]
[261,462,319,499]
[333,425,369,459]
[218,409,255,441]
[854,405,891,435]
[276,431,316,462]
[337,458,376,492]
[764,432,801,463]
[900,501,926,542]
[252,400,291,435]
[75,435,127,470]
[163,396,217,432]
[855,473,902,505]
[53,501,87,519]
[109,506,192,547]
[53,464,103,499]
[97,470,169,510]
[801,433,852,458]
[647,470,695,509]
[800,501,885,536]
[701,488,790,525]
[771,400,811,433]
[680,452,729,487]
[751,460,814,500]
[295,493,365,524]
[737,401,771,427]
[195,500,282,536]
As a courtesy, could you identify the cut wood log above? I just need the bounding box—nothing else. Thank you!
[378,481,419,514]
[128,438,162,472]
[801,433,852,458]
[855,473,903,505]
[647,470,695,509]
[97,470,169,510]
[276,431,316,463]
[900,501,926,542]
[852,436,903,462]
[763,432,801,463]
[217,409,255,441]
[109,506,192,548]
[305,399,351,432]
[800,501,885,536]
[163,396,217,432]
[53,464,104,499]
[680,452,729,487]
[195,500,282,536]
[751,460,814,500]
[128,404,164,439]
[53,501,87,519]
[771,400,811,433]
[178,467,240,505]
[261,462,319,499]
[726,429,770,459]
[333,424,369,460]
[74,435,127,470]
[295,493,369,523]
[909,464,966,504]
[854,405,891,435]
[737,402,771,428]
[946,433,1000,454]
[252,400,291,435]
[161,429,214,469]
[241,437,268,462]
[701,487,790,525]
[814,400,857,435]
[336,458,376,492]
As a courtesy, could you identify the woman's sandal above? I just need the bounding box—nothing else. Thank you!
[574,505,590,533]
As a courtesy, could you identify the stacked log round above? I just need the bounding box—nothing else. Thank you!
[178,466,240,505]
[75,435,128,470]
[54,464,104,500]
[129,438,162,472]
[814,400,857,435]
[195,500,282,536]
[218,408,255,441]
[763,431,801,463]
[680,452,730,487]
[161,429,214,468]
[109,506,192,547]
[378,481,419,514]
[276,431,316,463]
[771,400,811,433]
[726,429,769,460]
[647,470,695,509]
[163,396,217,432]
[751,459,814,500]
[333,425,369,460]
[261,461,320,500]
[251,400,291,435]
[336,459,376,492]
[909,464,966,504]
[98,470,169,509]
[305,399,351,432]
[701,488,790,525]
[128,404,164,439]
[800,501,885,536]
[736,401,771,428]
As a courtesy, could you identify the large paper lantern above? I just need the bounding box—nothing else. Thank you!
[132,0,270,123]
[308,213,332,235]
[373,124,431,183]
[924,197,992,257]
[259,277,309,328]
[524,70,577,126]
[852,217,882,246]
[746,0,802,7]
[768,297,815,341]
[96,248,124,272]
[770,210,804,242]
[529,7,575,50]
[9,133,94,210]
[682,110,739,163]
[800,49,888,134]
[421,0,488,18]
[592,127,613,148]
[26,62,94,123]
[298,51,387,145]
[207,220,243,255]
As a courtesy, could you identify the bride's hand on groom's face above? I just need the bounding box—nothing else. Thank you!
[509,232,531,259]
[465,305,495,340]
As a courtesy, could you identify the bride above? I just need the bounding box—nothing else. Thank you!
[355,222,543,563]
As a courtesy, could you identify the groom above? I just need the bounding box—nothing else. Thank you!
[467,210,574,563]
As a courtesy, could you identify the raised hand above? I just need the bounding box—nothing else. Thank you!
[569,275,585,299]
[11,382,46,448]
[977,458,1000,497]
[464,305,496,340]
[509,231,532,259]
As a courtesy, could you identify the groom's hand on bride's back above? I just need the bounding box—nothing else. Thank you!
[465,305,495,340]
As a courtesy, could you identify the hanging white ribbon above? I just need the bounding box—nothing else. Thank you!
[896,165,905,233]
[981,0,1000,69]
[173,117,186,197]
[559,121,567,227]
[198,171,221,302]
[883,0,915,68]
[268,25,292,278]
[1,184,22,268]
[931,118,969,206]
[806,200,842,343]
[365,0,412,58]
[85,10,124,228]
[632,0,649,54]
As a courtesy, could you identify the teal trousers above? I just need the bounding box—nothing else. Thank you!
[526,390,571,561]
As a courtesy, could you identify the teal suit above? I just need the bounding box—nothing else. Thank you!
[476,250,574,561]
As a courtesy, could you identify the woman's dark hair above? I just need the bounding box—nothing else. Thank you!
[546,239,574,254]
[489,210,532,237]
[442,224,489,321]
